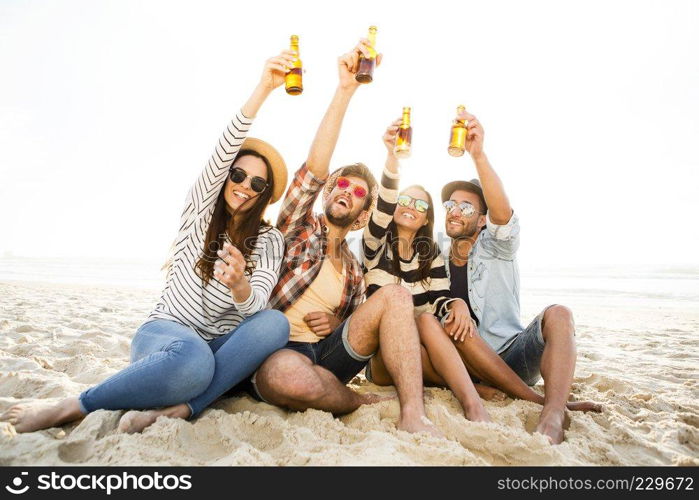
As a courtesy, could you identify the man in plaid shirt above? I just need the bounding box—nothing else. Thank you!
[254,40,442,437]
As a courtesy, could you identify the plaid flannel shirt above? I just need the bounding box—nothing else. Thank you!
[269,163,366,320]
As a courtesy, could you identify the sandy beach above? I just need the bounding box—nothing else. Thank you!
[0,274,697,466]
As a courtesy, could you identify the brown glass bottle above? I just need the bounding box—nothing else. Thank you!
[448,105,469,157]
[394,107,412,159]
[356,26,377,84]
[285,35,303,96]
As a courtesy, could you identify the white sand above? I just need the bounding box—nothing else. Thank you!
[0,280,697,465]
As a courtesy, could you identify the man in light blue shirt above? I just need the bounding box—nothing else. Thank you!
[430,108,601,444]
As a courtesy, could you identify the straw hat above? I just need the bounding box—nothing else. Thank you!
[240,137,288,204]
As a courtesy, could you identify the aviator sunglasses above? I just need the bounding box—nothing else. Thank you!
[397,195,430,213]
[228,167,268,193]
[336,177,368,198]
[443,200,478,217]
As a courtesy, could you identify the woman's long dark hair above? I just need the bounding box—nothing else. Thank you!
[195,150,275,285]
[386,185,439,287]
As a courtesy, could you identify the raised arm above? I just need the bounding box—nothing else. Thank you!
[306,40,382,178]
[460,109,512,225]
[363,118,402,257]
[179,51,296,234]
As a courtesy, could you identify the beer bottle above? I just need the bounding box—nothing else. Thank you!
[355,26,377,84]
[285,35,303,95]
[393,107,412,159]
[448,105,469,157]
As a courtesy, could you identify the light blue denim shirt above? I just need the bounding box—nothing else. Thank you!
[444,212,523,353]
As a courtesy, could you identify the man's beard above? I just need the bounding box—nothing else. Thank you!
[325,204,359,228]
[446,219,479,240]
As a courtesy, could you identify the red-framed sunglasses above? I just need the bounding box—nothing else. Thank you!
[336,177,368,198]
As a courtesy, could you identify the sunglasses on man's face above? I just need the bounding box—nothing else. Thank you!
[336,177,367,198]
[229,167,268,194]
[443,200,477,217]
[397,195,430,213]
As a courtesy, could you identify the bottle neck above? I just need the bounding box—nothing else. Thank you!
[455,107,466,125]
[367,30,377,58]
[401,110,411,128]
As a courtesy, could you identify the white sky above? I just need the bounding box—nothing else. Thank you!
[1,0,697,269]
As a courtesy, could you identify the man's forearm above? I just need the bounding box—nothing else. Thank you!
[306,87,356,178]
[472,152,512,224]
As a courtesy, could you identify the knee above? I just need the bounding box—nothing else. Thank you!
[164,340,215,399]
[416,312,441,339]
[257,353,324,404]
[542,305,575,335]
[544,304,574,323]
[244,309,290,351]
[377,284,413,308]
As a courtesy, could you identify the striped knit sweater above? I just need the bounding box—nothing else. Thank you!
[362,167,455,319]
[148,110,285,340]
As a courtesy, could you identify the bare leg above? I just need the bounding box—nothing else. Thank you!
[451,320,601,416]
[453,330,547,403]
[345,285,442,437]
[415,313,491,422]
[535,305,584,444]
[0,397,84,433]
[117,403,191,434]
[257,285,441,437]
[369,344,504,401]
[255,350,382,414]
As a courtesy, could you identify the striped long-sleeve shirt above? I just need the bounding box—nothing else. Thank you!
[362,167,455,319]
[148,110,285,341]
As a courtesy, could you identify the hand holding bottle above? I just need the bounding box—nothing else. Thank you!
[337,39,383,91]
[458,108,485,159]
[382,118,403,156]
[258,50,298,92]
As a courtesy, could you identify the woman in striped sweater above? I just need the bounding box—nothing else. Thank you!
[362,118,496,422]
[2,52,295,434]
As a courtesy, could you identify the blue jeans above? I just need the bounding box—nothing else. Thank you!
[78,310,289,418]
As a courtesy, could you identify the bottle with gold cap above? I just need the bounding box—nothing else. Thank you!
[393,107,412,159]
[355,26,378,84]
[285,35,303,95]
[448,105,469,157]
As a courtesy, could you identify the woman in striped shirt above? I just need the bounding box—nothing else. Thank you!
[362,118,493,422]
[2,52,294,434]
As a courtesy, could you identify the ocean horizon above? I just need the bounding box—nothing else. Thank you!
[1,256,697,308]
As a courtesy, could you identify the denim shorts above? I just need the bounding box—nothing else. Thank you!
[249,315,372,401]
[498,309,548,386]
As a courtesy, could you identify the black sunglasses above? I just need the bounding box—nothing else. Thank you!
[228,167,268,194]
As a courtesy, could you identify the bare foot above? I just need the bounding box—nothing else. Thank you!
[463,402,492,423]
[535,408,566,445]
[566,400,603,412]
[118,410,162,434]
[117,403,190,434]
[358,392,395,405]
[0,398,83,433]
[474,384,507,402]
[398,415,445,438]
